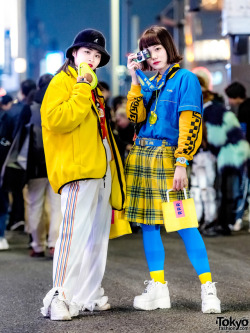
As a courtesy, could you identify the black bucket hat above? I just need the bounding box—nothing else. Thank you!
[66,29,110,68]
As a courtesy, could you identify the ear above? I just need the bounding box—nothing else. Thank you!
[72,49,77,58]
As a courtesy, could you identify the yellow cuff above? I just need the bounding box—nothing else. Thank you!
[130,84,142,94]
[150,270,165,284]
[199,272,212,284]
[175,162,187,168]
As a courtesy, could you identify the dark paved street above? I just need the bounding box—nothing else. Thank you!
[0,224,250,333]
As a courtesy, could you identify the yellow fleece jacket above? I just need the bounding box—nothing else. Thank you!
[41,66,126,210]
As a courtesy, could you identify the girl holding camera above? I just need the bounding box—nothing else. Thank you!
[125,26,221,313]
[40,29,126,321]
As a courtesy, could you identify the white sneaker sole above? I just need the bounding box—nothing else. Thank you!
[202,299,221,314]
[50,312,72,321]
[94,303,111,311]
[49,307,72,320]
[133,297,171,311]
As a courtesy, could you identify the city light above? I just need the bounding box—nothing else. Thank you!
[0,0,19,62]
[0,87,7,96]
[192,66,213,90]
[14,58,27,73]
[193,39,230,61]
[45,52,64,75]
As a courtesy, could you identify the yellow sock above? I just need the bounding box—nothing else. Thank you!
[199,272,212,284]
[150,270,165,284]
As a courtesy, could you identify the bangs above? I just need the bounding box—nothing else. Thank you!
[139,32,161,51]
[138,26,183,70]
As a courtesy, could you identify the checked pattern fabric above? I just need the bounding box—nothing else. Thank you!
[184,112,201,155]
[175,111,202,158]
[124,145,190,225]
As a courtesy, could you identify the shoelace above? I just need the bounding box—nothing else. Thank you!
[143,280,155,294]
[203,282,217,296]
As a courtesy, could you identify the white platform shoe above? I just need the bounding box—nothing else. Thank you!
[133,280,171,311]
[201,281,221,314]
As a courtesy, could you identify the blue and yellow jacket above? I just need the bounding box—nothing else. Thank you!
[126,66,203,166]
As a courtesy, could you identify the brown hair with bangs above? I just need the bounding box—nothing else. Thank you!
[139,26,183,71]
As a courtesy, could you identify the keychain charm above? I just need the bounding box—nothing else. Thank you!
[149,111,158,125]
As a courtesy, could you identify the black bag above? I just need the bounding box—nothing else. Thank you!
[0,112,13,169]
[1,124,31,191]
[27,102,47,179]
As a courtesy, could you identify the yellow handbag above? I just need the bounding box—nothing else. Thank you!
[162,189,198,233]
[109,210,132,239]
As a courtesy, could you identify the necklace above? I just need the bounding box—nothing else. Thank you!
[144,66,180,126]
[149,87,161,126]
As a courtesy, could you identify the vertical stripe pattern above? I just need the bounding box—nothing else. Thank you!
[53,182,80,287]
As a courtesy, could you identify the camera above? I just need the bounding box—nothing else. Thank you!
[135,49,151,63]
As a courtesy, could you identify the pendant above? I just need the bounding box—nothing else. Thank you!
[98,108,104,117]
[149,111,157,125]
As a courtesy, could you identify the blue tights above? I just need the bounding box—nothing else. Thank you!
[141,224,210,276]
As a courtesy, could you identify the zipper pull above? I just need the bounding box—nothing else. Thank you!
[103,175,106,188]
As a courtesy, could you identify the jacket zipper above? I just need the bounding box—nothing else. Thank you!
[91,104,108,178]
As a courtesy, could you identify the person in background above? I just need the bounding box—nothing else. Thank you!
[7,79,36,232]
[0,95,13,111]
[190,76,222,232]
[199,79,249,235]
[126,25,221,314]
[9,79,36,137]
[99,81,113,127]
[108,95,126,131]
[113,95,126,113]
[225,82,250,142]
[225,82,250,231]
[26,74,62,258]
[115,106,134,163]
[0,94,14,250]
[40,29,126,321]
[99,81,111,104]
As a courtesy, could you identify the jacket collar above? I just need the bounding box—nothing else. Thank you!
[149,63,180,85]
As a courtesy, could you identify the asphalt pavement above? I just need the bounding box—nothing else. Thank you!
[0,224,249,333]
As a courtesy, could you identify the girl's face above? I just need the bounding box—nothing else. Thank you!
[72,47,101,70]
[146,44,169,74]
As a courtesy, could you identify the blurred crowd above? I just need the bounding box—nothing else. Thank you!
[190,78,250,237]
[0,74,249,254]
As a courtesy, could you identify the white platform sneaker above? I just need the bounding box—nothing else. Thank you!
[133,280,171,311]
[201,281,221,313]
[50,297,71,321]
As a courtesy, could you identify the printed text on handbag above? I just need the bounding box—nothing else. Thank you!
[174,201,185,218]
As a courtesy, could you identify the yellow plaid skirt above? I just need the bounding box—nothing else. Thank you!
[124,144,190,225]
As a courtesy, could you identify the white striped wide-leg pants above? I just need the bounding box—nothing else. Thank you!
[41,139,112,316]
